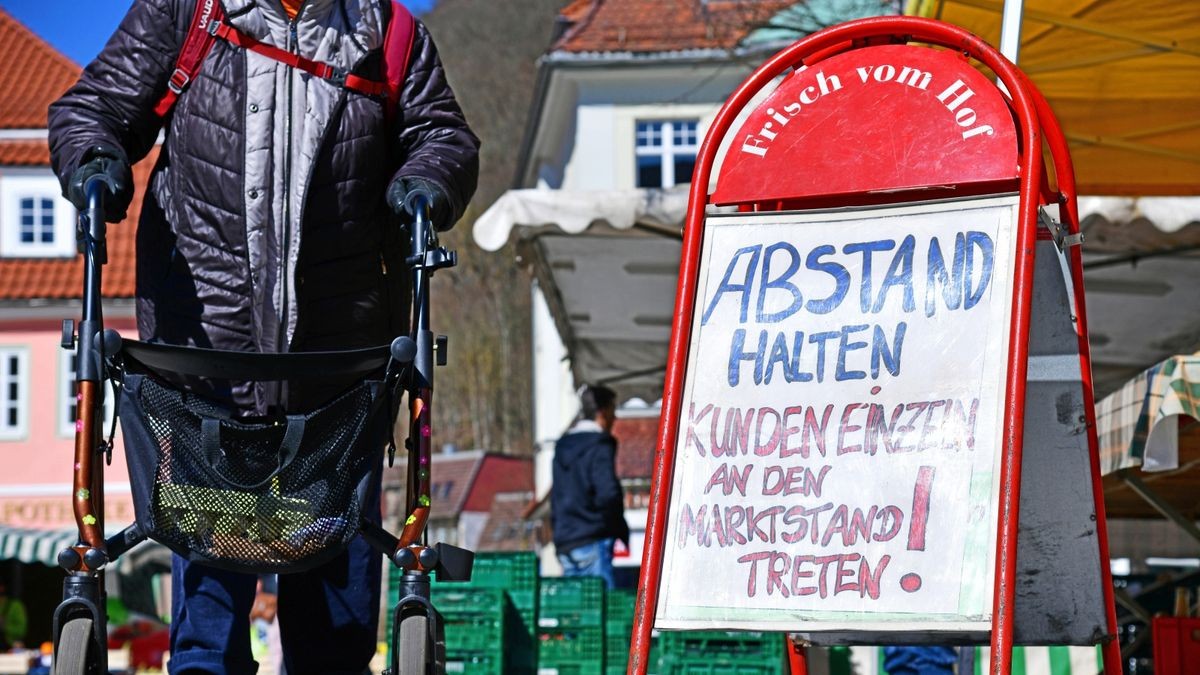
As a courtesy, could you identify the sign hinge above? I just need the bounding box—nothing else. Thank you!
[1039,207,1084,252]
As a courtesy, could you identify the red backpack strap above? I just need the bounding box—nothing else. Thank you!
[154,0,226,117]
[382,1,416,121]
[210,22,389,97]
[155,0,414,119]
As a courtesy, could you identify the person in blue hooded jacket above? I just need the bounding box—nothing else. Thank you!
[551,384,630,589]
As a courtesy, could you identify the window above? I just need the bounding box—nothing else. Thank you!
[1,171,77,258]
[635,119,699,188]
[0,347,29,440]
[20,197,56,244]
[59,348,116,438]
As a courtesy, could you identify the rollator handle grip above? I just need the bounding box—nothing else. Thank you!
[390,336,417,363]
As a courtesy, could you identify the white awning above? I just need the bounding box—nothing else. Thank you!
[474,190,1200,252]
[1078,196,1200,233]
[473,187,690,252]
[474,188,1200,399]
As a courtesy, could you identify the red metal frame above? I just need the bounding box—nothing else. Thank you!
[630,15,1120,675]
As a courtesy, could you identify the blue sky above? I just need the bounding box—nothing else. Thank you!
[1,0,437,66]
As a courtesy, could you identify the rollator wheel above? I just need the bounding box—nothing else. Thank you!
[53,617,93,675]
[396,609,429,675]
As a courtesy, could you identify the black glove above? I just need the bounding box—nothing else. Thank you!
[387,176,454,231]
[67,147,133,223]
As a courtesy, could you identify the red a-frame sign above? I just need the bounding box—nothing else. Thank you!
[632,16,1121,675]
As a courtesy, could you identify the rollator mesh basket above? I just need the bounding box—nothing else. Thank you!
[119,371,389,574]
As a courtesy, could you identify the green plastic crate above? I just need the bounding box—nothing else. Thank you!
[611,632,664,675]
[539,577,605,628]
[605,632,630,660]
[434,588,511,616]
[605,588,637,627]
[441,551,539,615]
[603,588,636,669]
[462,552,540,592]
[656,631,784,674]
[606,633,665,675]
[444,648,505,675]
[436,552,540,674]
[439,589,510,654]
[384,585,515,674]
[539,627,604,663]
[536,664,604,675]
[658,630,780,658]
[655,662,781,675]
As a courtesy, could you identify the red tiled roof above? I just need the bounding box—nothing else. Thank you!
[476,491,541,552]
[428,451,486,519]
[462,455,534,512]
[613,415,657,480]
[384,451,535,521]
[0,8,81,128]
[554,0,796,54]
[0,140,51,165]
[0,7,149,302]
[560,0,597,23]
[0,149,156,301]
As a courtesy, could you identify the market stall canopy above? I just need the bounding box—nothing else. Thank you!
[476,188,690,403]
[1098,354,1200,520]
[475,189,1200,399]
[0,524,164,569]
[0,524,80,567]
[910,0,1200,196]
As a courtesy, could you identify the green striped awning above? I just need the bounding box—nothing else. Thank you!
[816,645,1104,675]
[973,646,1105,675]
[0,524,80,567]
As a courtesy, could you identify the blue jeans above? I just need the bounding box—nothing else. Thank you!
[883,646,958,675]
[169,480,382,675]
[557,538,615,589]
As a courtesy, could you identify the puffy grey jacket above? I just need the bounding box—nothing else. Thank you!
[48,0,479,410]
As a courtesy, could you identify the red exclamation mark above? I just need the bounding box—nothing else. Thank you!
[900,466,936,593]
[907,466,935,550]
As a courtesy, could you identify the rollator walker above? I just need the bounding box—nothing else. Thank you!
[51,178,471,675]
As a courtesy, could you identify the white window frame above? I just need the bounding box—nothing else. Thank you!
[58,348,116,438]
[0,170,78,258]
[634,119,700,188]
[0,346,30,441]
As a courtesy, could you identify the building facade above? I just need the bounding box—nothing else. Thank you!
[480,0,897,578]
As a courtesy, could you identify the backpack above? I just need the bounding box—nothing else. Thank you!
[154,0,415,120]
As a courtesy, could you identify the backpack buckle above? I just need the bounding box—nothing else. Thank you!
[167,69,191,95]
[327,66,348,88]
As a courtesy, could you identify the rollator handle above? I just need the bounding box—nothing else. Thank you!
[390,336,417,363]
[403,190,433,218]
[93,328,123,357]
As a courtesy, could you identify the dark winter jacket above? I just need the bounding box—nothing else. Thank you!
[551,421,630,553]
[48,0,479,411]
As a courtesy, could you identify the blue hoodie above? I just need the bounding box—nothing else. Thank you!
[551,421,630,553]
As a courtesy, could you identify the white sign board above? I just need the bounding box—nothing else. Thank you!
[656,196,1018,632]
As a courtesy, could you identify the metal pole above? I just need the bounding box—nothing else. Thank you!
[999,0,1024,64]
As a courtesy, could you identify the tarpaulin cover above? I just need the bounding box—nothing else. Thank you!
[910,0,1200,196]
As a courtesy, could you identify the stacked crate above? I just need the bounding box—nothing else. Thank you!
[604,589,636,674]
[538,576,606,675]
[434,551,541,674]
[384,575,513,675]
[436,587,516,675]
[656,630,785,674]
